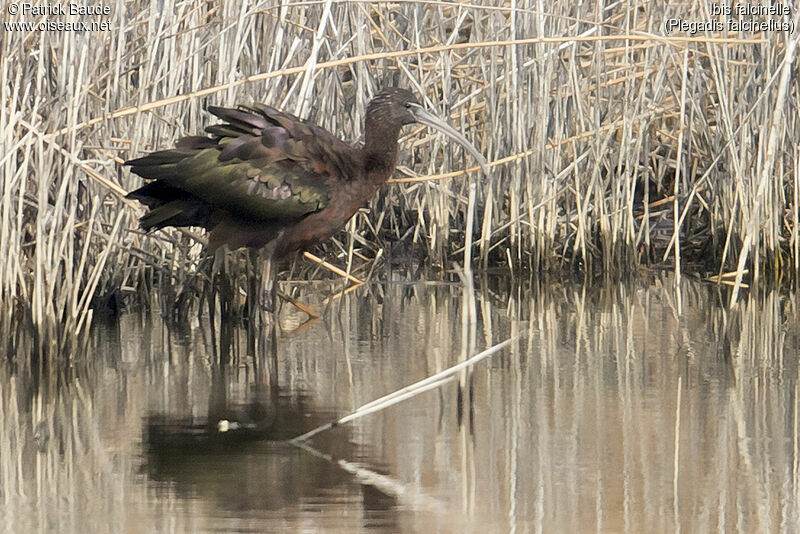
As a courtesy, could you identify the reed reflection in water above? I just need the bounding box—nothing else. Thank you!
[2,275,800,533]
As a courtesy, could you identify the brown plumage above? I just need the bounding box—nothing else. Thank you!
[126,88,487,260]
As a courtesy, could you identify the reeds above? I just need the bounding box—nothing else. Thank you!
[2,0,799,347]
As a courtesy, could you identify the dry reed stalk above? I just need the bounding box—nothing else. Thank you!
[290,335,516,442]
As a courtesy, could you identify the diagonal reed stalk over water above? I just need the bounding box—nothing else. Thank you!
[290,335,517,443]
[2,0,799,354]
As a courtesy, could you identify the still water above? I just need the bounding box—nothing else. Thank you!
[2,274,800,533]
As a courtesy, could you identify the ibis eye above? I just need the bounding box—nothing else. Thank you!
[405,102,412,109]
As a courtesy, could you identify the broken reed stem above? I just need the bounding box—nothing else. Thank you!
[290,335,517,442]
[303,251,363,285]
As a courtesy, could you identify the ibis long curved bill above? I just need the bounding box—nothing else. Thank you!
[408,104,489,176]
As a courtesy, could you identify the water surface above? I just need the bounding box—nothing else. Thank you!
[2,275,800,533]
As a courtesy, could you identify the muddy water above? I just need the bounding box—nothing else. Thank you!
[2,275,800,533]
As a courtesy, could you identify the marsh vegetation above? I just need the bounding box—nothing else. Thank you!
[2,0,800,349]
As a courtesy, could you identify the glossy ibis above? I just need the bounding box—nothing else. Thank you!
[126,88,488,309]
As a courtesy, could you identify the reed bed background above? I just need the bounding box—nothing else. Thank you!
[2,0,799,347]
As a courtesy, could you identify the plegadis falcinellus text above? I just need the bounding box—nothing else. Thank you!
[126,88,488,309]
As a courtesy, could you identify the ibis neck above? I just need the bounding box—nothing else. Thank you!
[363,117,403,170]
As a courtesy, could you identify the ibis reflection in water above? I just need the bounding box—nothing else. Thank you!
[126,88,488,309]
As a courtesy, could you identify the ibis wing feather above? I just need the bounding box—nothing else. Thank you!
[126,104,355,223]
